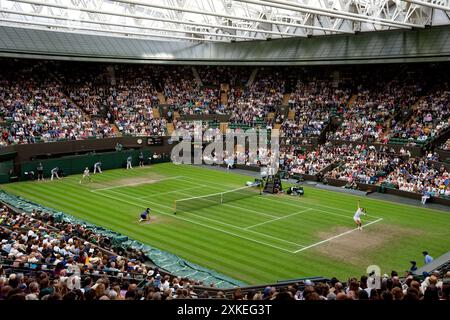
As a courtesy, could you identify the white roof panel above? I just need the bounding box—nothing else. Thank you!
[0,0,448,43]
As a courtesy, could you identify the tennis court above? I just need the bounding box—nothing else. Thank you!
[2,163,448,284]
[91,176,383,254]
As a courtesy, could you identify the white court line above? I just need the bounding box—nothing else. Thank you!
[183,209,306,248]
[92,190,298,253]
[270,199,373,222]
[293,218,384,253]
[175,179,360,221]
[259,195,383,221]
[263,194,384,220]
[173,185,384,251]
[100,188,174,210]
[222,203,278,219]
[178,176,238,190]
[180,178,384,220]
[91,176,183,192]
[175,187,279,219]
[261,196,353,221]
[91,179,382,254]
[99,188,305,249]
[171,190,309,247]
[183,177,386,219]
[136,186,204,199]
[244,209,313,230]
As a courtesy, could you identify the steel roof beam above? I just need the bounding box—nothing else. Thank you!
[237,0,420,29]
[402,0,450,12]
[107,0,351,33]
[10,0,314,39]
[0,17,229,42]
[0,8,265,41]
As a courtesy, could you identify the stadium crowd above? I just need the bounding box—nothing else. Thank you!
[280,145,336,176]
[279,143,402,185]
[283,80,350,141]
[278,142,450,198]
[172,119,221,137]
[1,61,450,196]
[1,199,449,300]
[328,80,422,144]
[163,66,224,116]
[390,89,449,143]
[227,71,284,127]
[383,157,450,196]
[0,204,215,300]
[0,62,114,146]
[1,61,449,146]
[258,271,450,301]
[440,139,450,151]
[197,66,251,88]
[324,144,402,185]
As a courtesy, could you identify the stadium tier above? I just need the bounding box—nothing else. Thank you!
[1,60,449,303]
[0,1,449,308]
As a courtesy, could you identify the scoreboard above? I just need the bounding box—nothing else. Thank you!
[147,136,163,146]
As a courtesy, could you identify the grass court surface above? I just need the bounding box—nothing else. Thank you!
[2,163,449,284]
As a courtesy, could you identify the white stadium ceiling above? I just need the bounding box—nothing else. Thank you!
[0,0,449,43]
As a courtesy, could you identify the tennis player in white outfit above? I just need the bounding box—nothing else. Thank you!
[354,200,366,231]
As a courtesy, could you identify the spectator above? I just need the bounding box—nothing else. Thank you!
[423,251,434,265]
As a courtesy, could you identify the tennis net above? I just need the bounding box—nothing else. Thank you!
[174,185,261,213]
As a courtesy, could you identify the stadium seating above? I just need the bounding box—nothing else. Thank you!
[1,201,448,300]
[0,202,218,300]
[323,144,402,185]
[1,61,450,301]
[1,62,448,146]
[383,157,450,197]
[440,139,450,151]
[280,144,336,176]
[1,60,449,199]
[0,60,114,146]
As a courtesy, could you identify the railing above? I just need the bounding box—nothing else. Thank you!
[0,259,150,284]
[0,134,111,147]
[191,276,331,299]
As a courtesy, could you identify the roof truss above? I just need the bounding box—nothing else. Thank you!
[0,0,448,42]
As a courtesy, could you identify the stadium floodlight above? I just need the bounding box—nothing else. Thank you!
[174,185,262,214]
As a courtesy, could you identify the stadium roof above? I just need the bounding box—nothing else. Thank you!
[1,0,450,43]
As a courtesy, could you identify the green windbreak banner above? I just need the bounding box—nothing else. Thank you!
[0,159,13,183]
[0,190,245,289]
[20,150,170,179]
